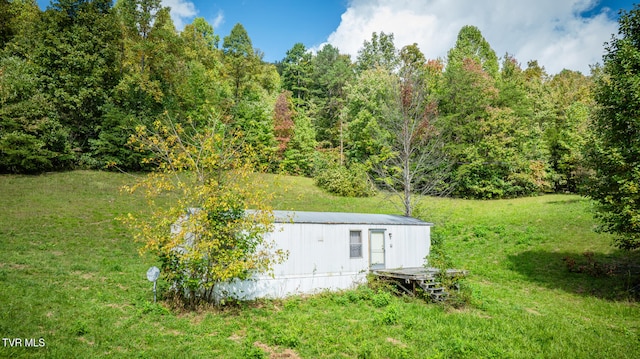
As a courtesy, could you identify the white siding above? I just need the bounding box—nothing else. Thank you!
[218,221,431,300]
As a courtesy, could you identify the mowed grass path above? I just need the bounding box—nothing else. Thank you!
[0,171,638,358]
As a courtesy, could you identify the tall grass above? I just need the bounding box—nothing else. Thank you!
[0,171,638,358]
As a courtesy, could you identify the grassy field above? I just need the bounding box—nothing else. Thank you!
[0,170,639,358]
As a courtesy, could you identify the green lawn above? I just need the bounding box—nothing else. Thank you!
[0,171,638,358]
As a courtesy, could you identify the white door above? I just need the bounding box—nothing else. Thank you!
[369,230,386,269]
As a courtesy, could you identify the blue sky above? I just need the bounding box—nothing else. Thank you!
[198,0,347,61]
[36,0,637,74]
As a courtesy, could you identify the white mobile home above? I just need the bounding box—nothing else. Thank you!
[220,210,432,300]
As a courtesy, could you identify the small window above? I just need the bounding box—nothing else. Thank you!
[350,230,362,258]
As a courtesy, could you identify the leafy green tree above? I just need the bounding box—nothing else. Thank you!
[116,0,163,73]
[440,57,498,195]
[447,25,499,79]
[1,0,42,58]
[545,69,593,192]
[112,0,167,114]
[343,67,395,164]
[356,31,398,73]
[0,56,73,173]
[178,18,227,117]
[182,17,219,57]
[98,0,187,170]
[222,23,259,102]
[281,42,313,104]
[310,44,353,150]
[88,103,151,170]
[0,0,14,49]
[497,54,551,193]
[178,17,227,115]
[441,26,499,149]
[496,54,531,117]
[232,98,277,167]
[33,0,121,153]
[146,7,183,97]
[522,60,554,132]
[586,5,640,250]
[439,26,552,198]
[282,108,317,176]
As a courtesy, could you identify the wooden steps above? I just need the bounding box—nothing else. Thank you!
[372,267,468,302]
[417,280,449,302]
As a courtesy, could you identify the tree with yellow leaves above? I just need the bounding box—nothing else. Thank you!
[121,114,286,306]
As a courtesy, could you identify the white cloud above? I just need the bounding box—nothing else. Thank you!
[162,0,197,30]
[327,0,619,74]
[211,10,224,30]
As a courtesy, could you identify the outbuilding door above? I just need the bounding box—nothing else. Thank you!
[369,229,386,269]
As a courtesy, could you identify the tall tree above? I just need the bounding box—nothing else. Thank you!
[356,31,398,73]
[33,0,121,152]
[497,54,551,193]
[93,0,182,170]
[441,26,499,151]
[310,44,353,149]
[0,0,41,58]
[222,23,258,102]
[112,0,168,114]
[117,0,163,73]
[343,68,395,164]
[281,108,317,176]
[545,69,593,192]
[281,42,313,104]
[0,0,14,49]
[0,56,73,173]
[375,44,452,216]
[446,25,499,79]
[586,5,640,250]
[440,26,547,198]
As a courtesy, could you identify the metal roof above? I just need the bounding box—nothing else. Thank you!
[271,210,432,226]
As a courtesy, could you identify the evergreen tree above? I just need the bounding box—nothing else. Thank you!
[447,25,499,79]
[222,23,259,103]
[281,42,312,104]
[310,44,353,149]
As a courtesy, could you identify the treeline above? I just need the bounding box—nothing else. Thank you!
[0,0,594,199]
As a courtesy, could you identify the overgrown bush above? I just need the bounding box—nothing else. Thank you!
[121,116,287,308]
[0,57,74,173]
[371,291,393,308]
[375,304,399,325]
[428,227,472,307]
[314,163,377,197]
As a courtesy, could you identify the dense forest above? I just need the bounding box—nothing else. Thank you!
[0,0,596,200]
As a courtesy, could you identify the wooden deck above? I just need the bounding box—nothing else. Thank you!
[372,267,468,301]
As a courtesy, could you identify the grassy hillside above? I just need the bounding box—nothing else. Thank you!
[0,171,638,358]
